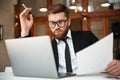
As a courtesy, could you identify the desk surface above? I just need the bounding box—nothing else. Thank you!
[0,72,120,80]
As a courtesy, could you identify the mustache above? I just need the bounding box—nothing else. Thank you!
[54,29,61,32]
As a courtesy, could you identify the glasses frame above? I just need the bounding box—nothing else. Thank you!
[48,19,68,28]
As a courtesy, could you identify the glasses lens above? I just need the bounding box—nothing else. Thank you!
[49,21,55,28]
[57,20,66,27]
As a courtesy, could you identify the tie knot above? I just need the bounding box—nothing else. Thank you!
[62,37,68,42]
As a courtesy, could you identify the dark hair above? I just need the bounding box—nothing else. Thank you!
[47,4,69,18]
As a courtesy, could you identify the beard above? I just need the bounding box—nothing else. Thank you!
[52,28,69,40]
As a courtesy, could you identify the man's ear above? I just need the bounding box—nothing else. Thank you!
[68,18,71,27]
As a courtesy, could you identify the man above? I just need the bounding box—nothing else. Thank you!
[19,4,120,76]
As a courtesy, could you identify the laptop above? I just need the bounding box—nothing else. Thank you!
[5,36,75,78]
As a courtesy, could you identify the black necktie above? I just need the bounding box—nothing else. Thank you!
[62,38,73,73]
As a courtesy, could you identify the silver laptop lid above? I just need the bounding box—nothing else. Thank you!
[5,36,58,78]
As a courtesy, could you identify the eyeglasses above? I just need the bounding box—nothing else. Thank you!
[48,19,68,28]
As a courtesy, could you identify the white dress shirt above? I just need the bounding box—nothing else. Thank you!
[56,30,77,73]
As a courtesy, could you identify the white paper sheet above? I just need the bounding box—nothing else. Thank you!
[76,33,113,75]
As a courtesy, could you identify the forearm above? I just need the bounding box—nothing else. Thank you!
[20,28,31,38]
[21,30,30,37]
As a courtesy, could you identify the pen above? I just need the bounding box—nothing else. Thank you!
[21,3,32,14]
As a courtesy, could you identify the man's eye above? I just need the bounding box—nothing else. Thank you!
[50,22,55,25]
[58,20,64,24]
[49,22,55,26]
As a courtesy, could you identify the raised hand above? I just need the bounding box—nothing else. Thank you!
[19,8,33,37]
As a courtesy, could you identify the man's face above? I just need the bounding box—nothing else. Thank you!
[48,12,71,40]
